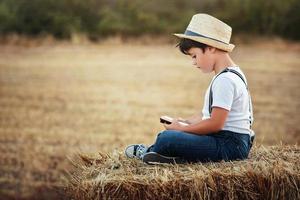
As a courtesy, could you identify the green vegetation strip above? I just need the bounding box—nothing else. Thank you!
[0,0,299,40]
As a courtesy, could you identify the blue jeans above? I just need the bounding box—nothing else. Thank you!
[148,130,251,162]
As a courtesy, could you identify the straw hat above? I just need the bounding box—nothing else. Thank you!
[174,14,235,52]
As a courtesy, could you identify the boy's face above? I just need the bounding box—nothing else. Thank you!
[187,47,215,73]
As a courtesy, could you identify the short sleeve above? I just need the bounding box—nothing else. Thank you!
[211,76,235,111]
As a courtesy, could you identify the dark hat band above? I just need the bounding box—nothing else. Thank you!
[184,30,229,45]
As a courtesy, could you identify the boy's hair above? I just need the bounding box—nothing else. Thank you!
[176,38,209,55]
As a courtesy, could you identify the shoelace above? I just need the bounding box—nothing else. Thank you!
[136,145,147,159]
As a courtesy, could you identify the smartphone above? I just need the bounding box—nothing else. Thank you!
[160,116,188,126]
[160,115,173,124]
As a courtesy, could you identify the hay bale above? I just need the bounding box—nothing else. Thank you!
[65,145,300,200]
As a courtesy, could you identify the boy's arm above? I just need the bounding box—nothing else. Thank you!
[179,114,202,125]
[165,107,228,135]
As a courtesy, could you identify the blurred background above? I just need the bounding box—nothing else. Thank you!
[0,0,299,40]
[0,0,299,199]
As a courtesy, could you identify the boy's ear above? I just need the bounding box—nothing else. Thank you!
[207,46,217,54]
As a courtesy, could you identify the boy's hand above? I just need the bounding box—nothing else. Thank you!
[177,117,189,124]
[163,119,187,131]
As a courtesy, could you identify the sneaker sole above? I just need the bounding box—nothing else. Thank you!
[142,152,184,165]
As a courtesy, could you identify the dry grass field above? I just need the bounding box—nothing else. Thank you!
[0,38,299,199]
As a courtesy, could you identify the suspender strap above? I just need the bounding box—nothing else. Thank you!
[208,68,253,128]
[209,68,229,114]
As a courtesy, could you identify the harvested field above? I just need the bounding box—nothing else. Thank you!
[0,38,299,199]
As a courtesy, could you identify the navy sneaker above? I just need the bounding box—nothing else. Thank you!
[124,144,148,160]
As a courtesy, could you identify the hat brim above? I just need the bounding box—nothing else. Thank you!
[173,33,235,52]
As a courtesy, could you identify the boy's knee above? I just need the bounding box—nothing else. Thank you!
[156,130,183,147]
[153,130,178,155]
[157,130,178,141]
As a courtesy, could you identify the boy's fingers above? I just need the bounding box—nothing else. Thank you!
[163,123,170,129]
[177,117,186,122]
[173,119,180,124]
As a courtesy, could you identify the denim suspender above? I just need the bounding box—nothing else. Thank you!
[208,68,253,128]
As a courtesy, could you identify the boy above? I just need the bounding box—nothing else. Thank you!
[125,13,255,164]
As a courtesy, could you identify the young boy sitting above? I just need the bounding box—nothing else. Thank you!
[125,13,255,164]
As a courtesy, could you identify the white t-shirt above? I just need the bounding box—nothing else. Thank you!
[202,66,254,135]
